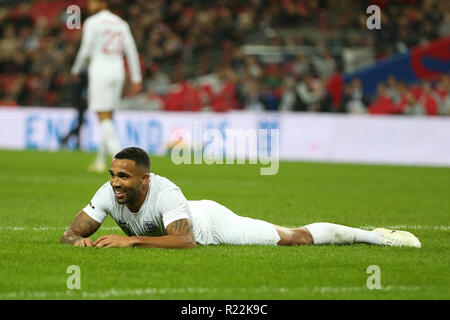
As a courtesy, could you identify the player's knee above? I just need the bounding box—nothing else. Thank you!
[276,227,313,246]
[293,228,314,246]
[97,111,113,121]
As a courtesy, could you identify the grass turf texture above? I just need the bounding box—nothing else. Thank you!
[0,149,449,300]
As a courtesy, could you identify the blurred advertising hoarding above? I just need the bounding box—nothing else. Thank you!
[0,107,449,167]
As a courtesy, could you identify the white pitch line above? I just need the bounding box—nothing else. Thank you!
[0,225,448,231]
[0,226,121,231]
[360,225,450,231]
[0,285,422,299]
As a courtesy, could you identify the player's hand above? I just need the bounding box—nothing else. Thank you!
[94,234,136,248]
[74,237,94,247]
[128,82,143,96]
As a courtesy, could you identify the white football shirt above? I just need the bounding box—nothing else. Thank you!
[83,173,213,244]
[71,9,142,84]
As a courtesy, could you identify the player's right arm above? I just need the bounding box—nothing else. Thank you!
[71,18,95,76]
[61,211,101,247]
[123,23,142,90]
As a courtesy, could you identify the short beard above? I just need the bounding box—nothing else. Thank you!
[118,190,138,205]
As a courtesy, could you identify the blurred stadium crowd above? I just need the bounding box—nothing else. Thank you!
[0,0,449,115]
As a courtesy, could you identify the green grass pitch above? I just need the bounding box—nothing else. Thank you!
[0,149,449,300]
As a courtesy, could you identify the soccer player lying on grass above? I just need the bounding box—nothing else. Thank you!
[61,147,421,249]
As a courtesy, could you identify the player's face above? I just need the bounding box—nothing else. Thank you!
[109,159,148,205]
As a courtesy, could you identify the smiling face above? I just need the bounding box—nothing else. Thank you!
[109,159,149,207]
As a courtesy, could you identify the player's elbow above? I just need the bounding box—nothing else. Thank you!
[60,228,70,244]
[181,235,197,249]
[185,241,197,249]
[60,234,72,245]
[60,227,79,245]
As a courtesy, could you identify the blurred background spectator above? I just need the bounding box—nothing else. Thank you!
[0,0,449,115]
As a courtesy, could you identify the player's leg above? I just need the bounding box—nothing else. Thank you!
[61,80,83,148]
[273,224,378,246]
[201,200,282,246]
[204,202,379,246]
[62,104,85,149]
[97,111,120,157]
[99,78,123,159]
[89,111,120,172]
[289,223,382,246]
[201,201,420,247]
[88,78,123,172]
[272,225,313,246]
[276,222,421,248]
[88,111,108,172]
[87,79,106,171]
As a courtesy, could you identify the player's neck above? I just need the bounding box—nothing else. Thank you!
[126,183,149,213]
[91,7,108,15]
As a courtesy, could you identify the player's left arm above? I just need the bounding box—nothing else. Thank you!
[93,218,196,249]
[61,211,101,247]
[71,19,94,75]
[123,23,142,94]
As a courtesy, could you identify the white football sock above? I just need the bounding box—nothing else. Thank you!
[100,119,120,158]
[302,222,382,245]
[95,138,106,166]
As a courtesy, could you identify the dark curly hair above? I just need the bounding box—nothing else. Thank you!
[114,147,150,172]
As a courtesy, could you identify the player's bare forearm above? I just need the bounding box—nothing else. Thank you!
[92,234,196,248]
[93,219,196,249]
[61,211,100,246]
[132,234,197,249]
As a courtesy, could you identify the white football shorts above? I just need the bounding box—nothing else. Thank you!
[88,77,124,112]
[189,200,281,246]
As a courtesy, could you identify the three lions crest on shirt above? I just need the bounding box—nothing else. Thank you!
[144,220,159,234]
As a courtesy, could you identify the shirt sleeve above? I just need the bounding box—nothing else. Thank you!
[82,183,112,224]
[123,23,142,84]
[71,18,94,75]
[158,188,191,229]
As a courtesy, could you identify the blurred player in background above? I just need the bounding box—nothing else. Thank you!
[60,69,88,150]
[71,0,143,172]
